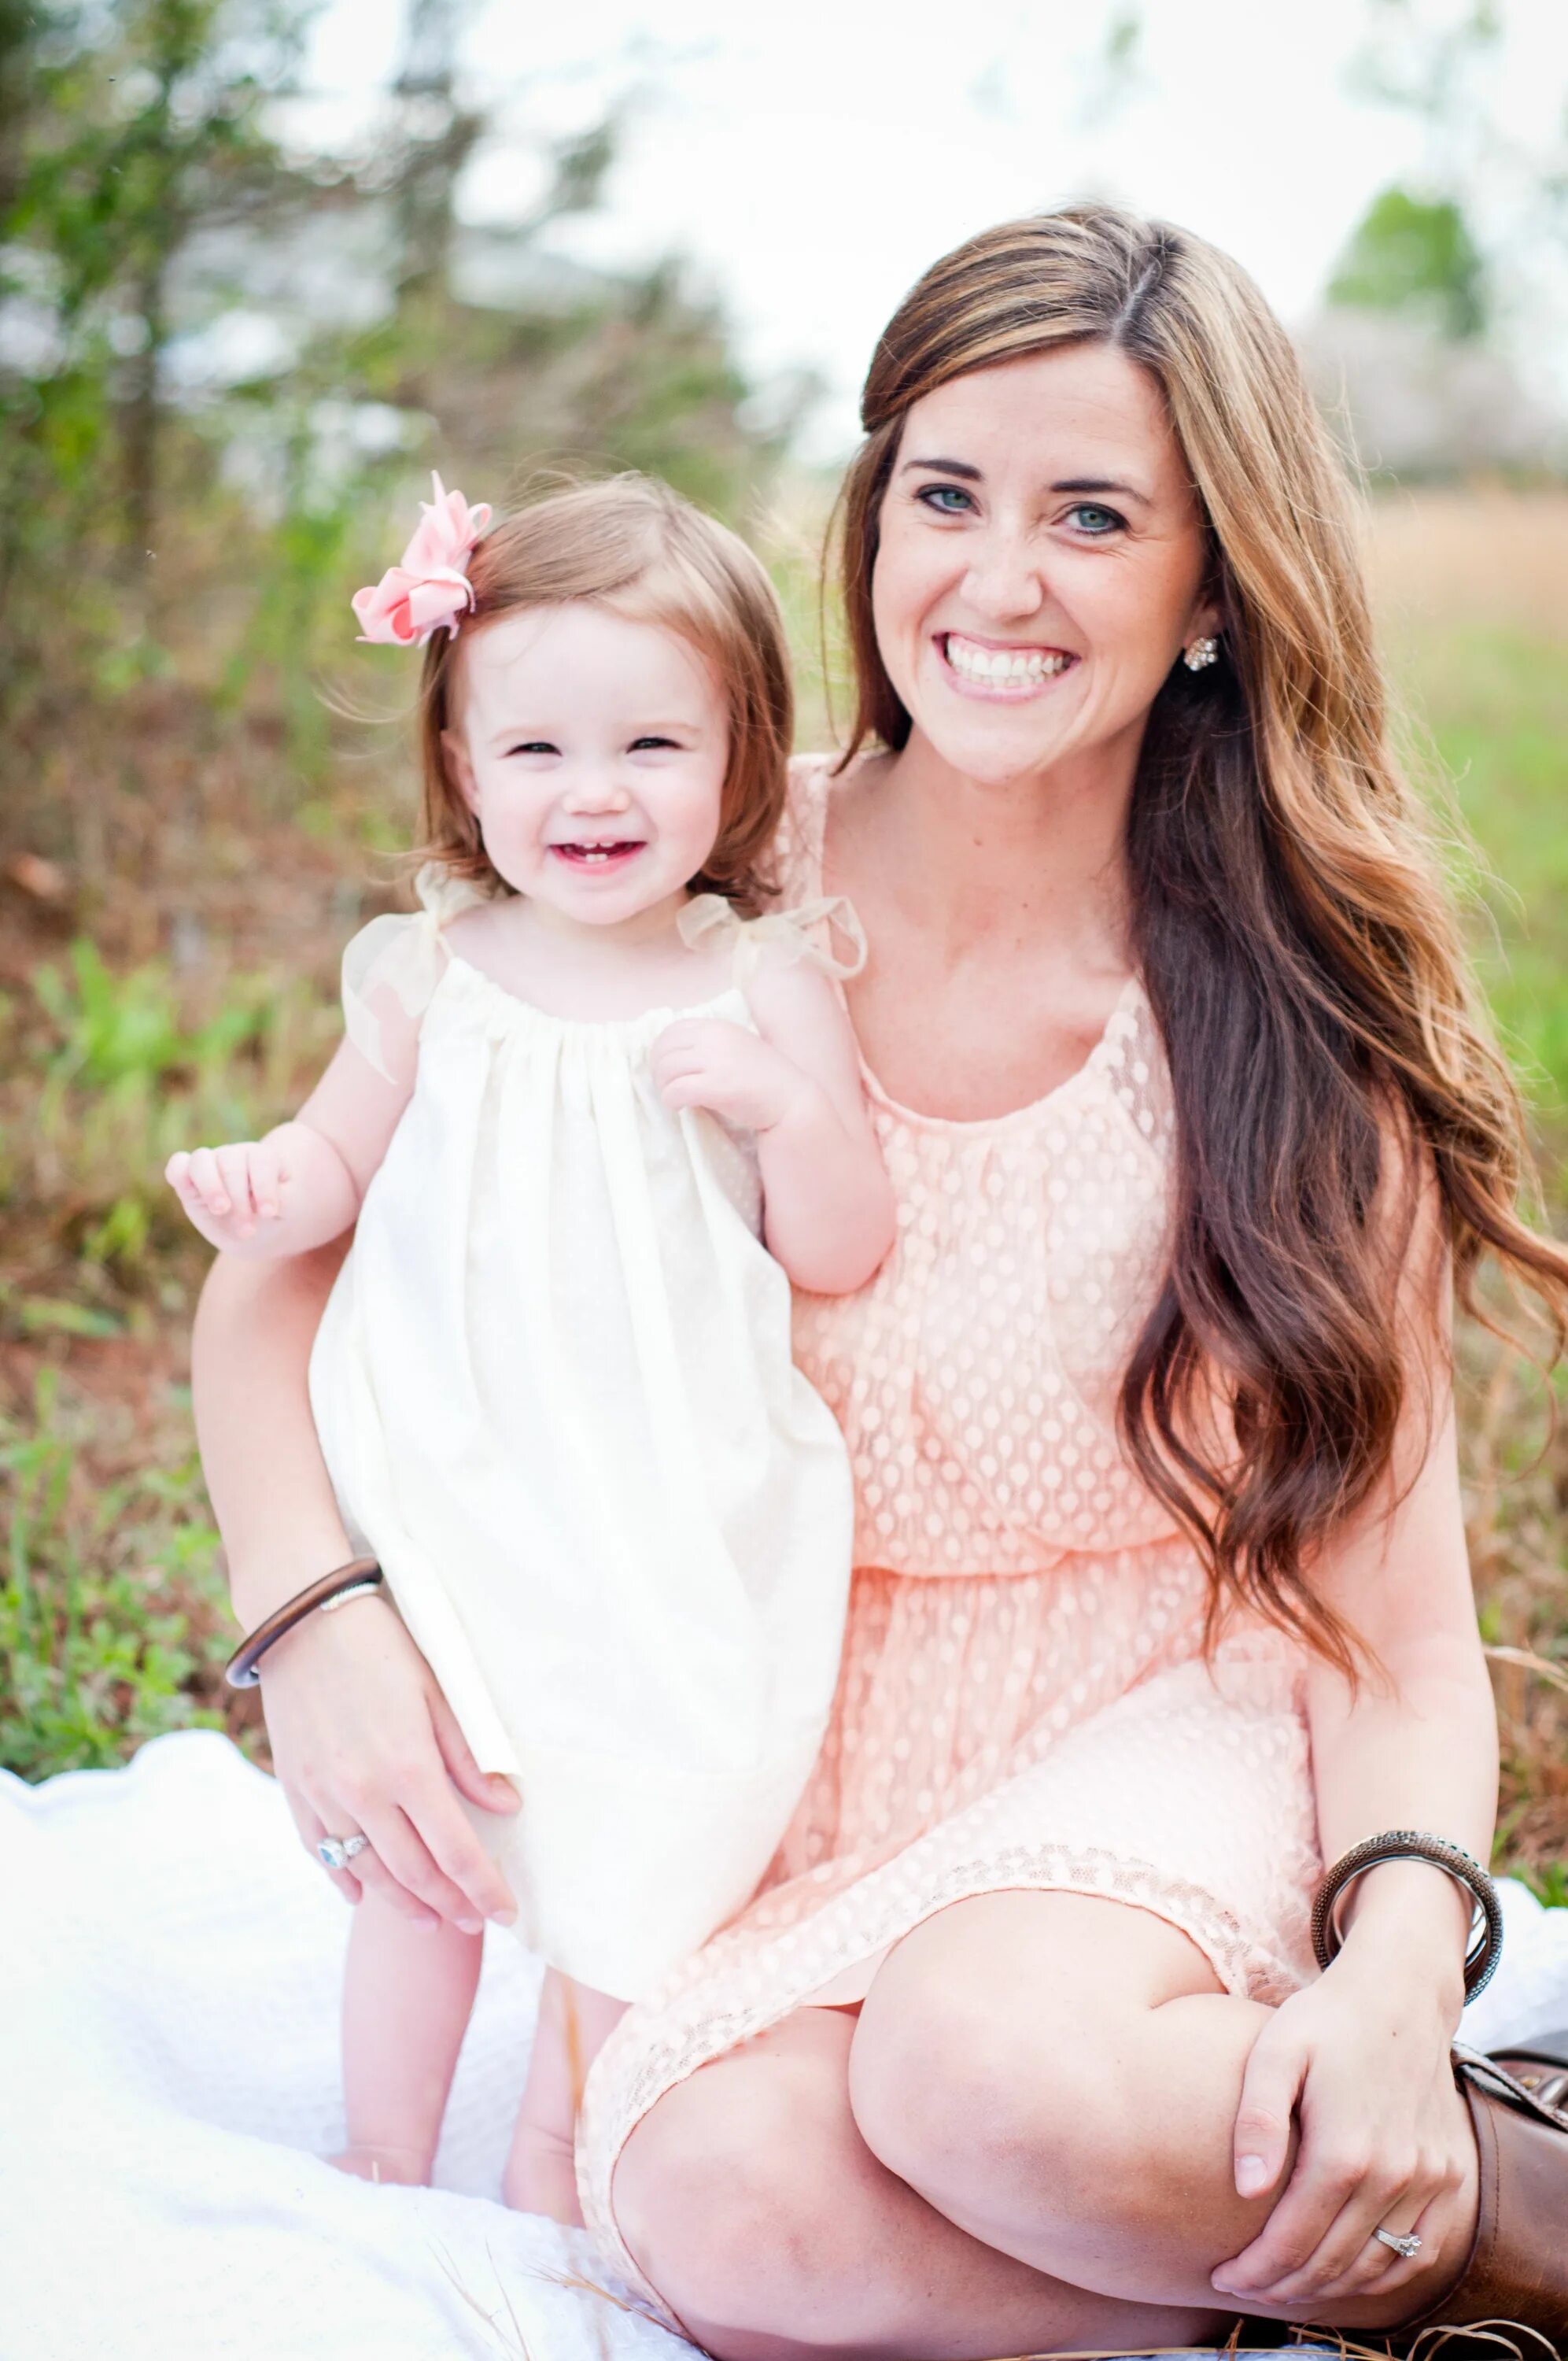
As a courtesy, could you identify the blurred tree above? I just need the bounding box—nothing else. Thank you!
[0,0,793,879]
[1327,186,1489,339]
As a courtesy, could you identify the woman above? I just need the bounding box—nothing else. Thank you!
[194,205,1568,2352]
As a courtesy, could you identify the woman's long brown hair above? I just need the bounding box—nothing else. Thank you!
[836,204,1568,1676]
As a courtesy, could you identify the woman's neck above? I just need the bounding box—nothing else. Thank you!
[857,728,1138,974]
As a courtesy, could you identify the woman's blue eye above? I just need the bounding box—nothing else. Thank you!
[916,484,974,514]
[1068,504,1123,535]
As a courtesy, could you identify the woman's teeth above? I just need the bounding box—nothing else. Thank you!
[943,634,1072,685]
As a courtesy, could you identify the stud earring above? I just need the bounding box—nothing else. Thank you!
[1183,635,1219,671]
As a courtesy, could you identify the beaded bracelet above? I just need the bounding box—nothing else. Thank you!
[223,1557,384,1690]
[1310,1829,1503,2000]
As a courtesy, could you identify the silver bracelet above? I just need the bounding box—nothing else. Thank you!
[1310,1829,1503,2000]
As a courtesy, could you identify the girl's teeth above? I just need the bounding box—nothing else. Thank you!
[943,635,1071,684]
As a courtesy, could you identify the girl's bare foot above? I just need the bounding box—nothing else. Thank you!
[327,2141,433,2186]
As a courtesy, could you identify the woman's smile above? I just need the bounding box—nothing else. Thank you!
[937,629,1079,698]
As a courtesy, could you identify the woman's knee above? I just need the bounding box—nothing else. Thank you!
[847,1912,1157,2215]
[612,2019,869,2337]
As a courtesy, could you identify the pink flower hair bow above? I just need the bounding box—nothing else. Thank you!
[351,472,494,647]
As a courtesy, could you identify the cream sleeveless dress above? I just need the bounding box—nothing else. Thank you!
[308,868,862,1999]
[575,757,1325,2322]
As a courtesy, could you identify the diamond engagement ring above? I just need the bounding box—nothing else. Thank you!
[317,1834,370,1871]
[1373,2226,1423,2260]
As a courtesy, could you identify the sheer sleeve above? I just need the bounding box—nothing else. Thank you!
[677,892,867,990]
[341,862,491,1081]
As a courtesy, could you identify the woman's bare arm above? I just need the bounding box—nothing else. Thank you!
[1212,1164,1495,2311]
[192,1240,357,1625]
[191,1245,521,1927]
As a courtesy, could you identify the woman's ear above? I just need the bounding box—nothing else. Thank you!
[441,729,478,811]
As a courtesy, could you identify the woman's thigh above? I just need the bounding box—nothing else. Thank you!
[611,2001,1235,2361]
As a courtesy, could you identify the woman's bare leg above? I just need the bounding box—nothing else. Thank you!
[613,2006,1234,2361]
[847,1890,1478,2335]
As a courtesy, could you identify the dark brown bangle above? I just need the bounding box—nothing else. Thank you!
[1311,1829,1503,2000]
[223,1557,383,1690]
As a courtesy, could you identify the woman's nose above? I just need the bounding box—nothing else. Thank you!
[961,530,1046,623]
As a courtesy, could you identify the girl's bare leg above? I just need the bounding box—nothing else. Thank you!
[847,1890,1478,2335]
[330,1887,483,2184]
[504,1969,628,2224]
[614,2006,1233,2361]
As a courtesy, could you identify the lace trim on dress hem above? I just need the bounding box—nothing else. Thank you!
[576,1838,1294,2317]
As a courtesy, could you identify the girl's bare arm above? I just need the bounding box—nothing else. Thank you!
[650,955,896,1294]
[167,1014,417,1259]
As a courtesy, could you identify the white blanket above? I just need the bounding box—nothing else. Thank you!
[4,1730,1567,2361]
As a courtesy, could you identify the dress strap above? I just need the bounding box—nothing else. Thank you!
[341,860,492,1080]
[677,892,867,988]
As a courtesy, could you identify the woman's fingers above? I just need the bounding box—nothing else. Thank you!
[286,1792,365,1907]
[426,1686,522,1820]
[1249,2173,1410,2304]
[351,1800,488,1933]
[1215,2136,1390,2300]
[1230,2018,1303,2199]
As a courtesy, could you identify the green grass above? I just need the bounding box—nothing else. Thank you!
[0,1366,233,1779]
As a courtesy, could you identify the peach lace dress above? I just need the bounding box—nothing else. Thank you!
[577,755,1323,2315]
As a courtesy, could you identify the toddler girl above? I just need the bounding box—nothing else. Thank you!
[168,473,894,2219]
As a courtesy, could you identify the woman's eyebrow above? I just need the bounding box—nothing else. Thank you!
[900,456,983,479]
[1050,475,1150,505]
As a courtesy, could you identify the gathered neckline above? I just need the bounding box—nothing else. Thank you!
[437,947,748,1037]
[795,752,1148,1136]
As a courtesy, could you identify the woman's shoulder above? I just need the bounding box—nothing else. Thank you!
[776,749,855,899]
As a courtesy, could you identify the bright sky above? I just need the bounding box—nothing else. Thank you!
[292,0,1568,460]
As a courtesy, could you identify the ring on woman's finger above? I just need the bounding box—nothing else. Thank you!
[1371,2225,1423,2260]
[317,1832,371,1871]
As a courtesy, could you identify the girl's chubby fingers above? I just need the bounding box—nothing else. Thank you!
[246,1136,287,1221]
[187,1144,232,1217]
[216,1143,260,1235]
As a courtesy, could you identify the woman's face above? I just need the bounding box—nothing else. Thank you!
[871,341,1218,788]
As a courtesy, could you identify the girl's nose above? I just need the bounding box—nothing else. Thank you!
[563,772,633,813]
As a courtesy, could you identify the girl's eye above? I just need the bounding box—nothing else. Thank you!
[1066,504,1124,536]
[915,483,975,515]
[629,736,677,752]
[507,741,559,757]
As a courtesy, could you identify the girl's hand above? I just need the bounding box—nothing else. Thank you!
[1210,1953,1470,2315]
[651,1017,817,1135]
[167,1138,289,1250]
[256,1591,522,1933]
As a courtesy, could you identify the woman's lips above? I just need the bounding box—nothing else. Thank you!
[938,630,1078,698]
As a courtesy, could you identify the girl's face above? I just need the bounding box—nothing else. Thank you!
[442,602,729,925]
[871,341,1219,788]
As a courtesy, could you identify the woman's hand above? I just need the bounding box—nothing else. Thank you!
[1209,1942,1470,2315]
[256,1593,522,1933]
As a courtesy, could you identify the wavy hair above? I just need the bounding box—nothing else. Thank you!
[836,204,1568,1675]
